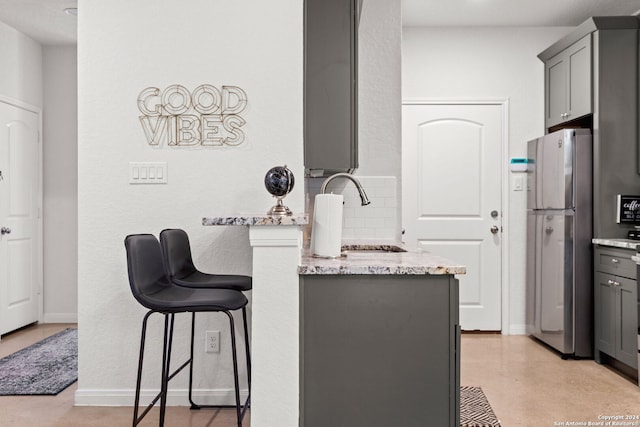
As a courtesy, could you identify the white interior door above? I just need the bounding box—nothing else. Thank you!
[402,102,503,331]
[0,100,41,336]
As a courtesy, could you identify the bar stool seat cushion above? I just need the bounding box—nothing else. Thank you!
[173,272,252,291]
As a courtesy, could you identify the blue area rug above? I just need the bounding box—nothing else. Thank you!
[0,328,77,395]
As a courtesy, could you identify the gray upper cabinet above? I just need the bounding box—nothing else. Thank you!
[544,34,592,129]
[304,0,358,177]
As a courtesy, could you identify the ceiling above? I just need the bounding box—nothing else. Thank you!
[0,0,77,45]
[0,0,640,45]
[403,0,640,27]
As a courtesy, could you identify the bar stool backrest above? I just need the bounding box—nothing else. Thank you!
[159,229,198,280]
[125,234,172,308]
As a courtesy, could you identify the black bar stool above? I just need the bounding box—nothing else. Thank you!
[125,234,250,427]
[159,228,252,409]
[159,228,252,292]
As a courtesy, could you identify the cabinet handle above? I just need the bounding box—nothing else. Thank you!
[607,279,615,285]
[611,258,620,264]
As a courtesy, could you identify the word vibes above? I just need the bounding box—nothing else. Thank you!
[137,84,248,147]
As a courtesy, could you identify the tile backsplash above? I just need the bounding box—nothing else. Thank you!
[305,176,398,245]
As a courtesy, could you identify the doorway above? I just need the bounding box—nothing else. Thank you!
[0,97,42,336]
[402,101,507,331]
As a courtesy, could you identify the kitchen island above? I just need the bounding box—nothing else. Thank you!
[203,216,466,427]
[299,247,465,427]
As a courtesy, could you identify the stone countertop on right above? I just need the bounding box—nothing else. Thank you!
[592,238,640,251]
[298,247,467,276]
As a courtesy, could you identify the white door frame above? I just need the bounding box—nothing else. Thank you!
[402,98,511,334]
[0,94,44,326]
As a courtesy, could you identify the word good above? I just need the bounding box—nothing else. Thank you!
[137,84,248,147]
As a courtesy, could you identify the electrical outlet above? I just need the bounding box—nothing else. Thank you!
[205,330,220,353]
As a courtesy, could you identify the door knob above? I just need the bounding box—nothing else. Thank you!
[1,227,11,235]
[490,226,499,234]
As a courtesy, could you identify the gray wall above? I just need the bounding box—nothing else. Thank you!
[43,45,78,322]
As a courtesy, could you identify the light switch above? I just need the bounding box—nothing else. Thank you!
[129,162,168,184]
[513,175,523,191]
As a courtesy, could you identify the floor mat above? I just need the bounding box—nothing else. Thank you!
[0,328,77,395]
[461,386,501,427]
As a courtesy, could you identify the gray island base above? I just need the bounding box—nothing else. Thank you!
[299,249,464,427]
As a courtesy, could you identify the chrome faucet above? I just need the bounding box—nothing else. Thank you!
[320,172,371,206]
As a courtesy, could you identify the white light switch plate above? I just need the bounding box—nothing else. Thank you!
[513,175,523,191]
[129,162,167,184]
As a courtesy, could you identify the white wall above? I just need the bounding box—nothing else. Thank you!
[304,0,403,244]
[402,26,573,333]
[0,21,42,107]
[76,0,303,404]
[43,46,78,323]
[358,0,402,177]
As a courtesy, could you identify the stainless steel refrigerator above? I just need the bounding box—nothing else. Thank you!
[526,128,593,358]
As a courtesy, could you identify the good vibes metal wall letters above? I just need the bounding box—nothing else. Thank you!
[137,84,248,147]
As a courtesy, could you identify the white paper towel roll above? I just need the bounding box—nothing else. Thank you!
[310,193,344,257]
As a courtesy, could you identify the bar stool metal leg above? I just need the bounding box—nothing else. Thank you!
[242,307,251,391]
[133,312,193,427]
[133,311,153,427]
[159,313,175,426]
[188,313,198,409]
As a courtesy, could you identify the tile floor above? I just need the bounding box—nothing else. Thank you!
[1,324,639,426]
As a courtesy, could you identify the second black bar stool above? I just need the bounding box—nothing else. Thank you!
[159,228,252,410]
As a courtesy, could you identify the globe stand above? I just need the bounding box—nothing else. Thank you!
[268,197,292,216]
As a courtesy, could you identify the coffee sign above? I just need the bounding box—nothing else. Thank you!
[137,84,248,147]
[616,194,640,223]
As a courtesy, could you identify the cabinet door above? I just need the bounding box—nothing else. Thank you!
[545,54,567,128]
[304,0,358,175]
[616,276,638,368]
[566,35,592,122]
[544,34,592,129]
[594,272,616,358]
[301,275,457,427]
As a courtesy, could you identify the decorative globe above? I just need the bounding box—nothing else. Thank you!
[264,165,295,215]
[264,165,295,197]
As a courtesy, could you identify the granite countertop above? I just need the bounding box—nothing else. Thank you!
[298,243,467,276]
[203,213,309,226]
[592,238,640,251]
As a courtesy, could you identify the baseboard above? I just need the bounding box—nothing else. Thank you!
[74,388,250,407]
[508,324,527,335]
[43,312,78,323]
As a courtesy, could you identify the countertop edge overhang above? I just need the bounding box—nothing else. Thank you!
[203,213,309,226]
[592,238,640,251]
[299,249,467,276]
